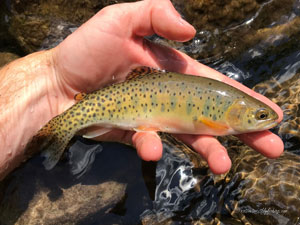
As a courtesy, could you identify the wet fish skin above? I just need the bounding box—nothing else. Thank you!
[24,67,278,170]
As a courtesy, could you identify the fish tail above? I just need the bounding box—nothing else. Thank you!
[25,116,75,170]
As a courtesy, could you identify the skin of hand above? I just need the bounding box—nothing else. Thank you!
[0,0,283,179]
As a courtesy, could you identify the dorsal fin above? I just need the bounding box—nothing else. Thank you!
[126,66,166,80]
[74,92,87,102]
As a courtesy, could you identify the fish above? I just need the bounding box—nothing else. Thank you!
[24,66,279,170]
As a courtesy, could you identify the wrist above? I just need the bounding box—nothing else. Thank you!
[0,49,74,179]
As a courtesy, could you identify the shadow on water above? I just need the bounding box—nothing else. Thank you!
[0,138,154,225]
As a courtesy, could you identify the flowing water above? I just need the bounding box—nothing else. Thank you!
[0,0,300,224]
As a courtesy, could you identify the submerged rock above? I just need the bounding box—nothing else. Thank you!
[0,142,152,225]
[0,52,19,67]
[14,181,126,225]
[5,0,137,53]
[160,0,300,63]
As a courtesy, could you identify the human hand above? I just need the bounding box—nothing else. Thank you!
[52,0,283,174]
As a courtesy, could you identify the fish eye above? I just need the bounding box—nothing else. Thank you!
[255,109,269,120]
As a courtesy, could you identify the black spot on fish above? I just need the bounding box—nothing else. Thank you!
[248,119,251,124]
[207,106,209,110]
[208,82,212,86]
[213,115,217,121]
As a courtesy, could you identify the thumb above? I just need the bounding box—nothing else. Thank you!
[133,0,196,41]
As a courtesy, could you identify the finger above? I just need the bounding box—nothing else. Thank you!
[236,130,284,158]
[176,134,232,174]
[132,131,163,161]
[133,0,196,41]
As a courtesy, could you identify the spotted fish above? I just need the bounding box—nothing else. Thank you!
[25,67,279,170]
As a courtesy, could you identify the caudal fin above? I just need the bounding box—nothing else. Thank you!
[25,117,74,170]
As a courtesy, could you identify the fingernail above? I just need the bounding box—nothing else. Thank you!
[178,17,194,28]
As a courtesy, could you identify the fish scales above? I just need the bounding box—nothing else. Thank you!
[24,67,278,170]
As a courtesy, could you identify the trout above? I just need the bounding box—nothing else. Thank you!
[25,67,279,169]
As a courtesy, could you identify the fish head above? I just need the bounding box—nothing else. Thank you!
[225,99,279,133]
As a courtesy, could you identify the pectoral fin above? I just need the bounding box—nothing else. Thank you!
[198,117,229,131]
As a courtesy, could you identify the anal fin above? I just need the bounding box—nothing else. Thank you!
[82,127,112,139]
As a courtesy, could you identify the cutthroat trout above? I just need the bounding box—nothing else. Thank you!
[25,67,279,169]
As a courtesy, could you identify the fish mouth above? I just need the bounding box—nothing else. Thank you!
[259,120,280,130]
